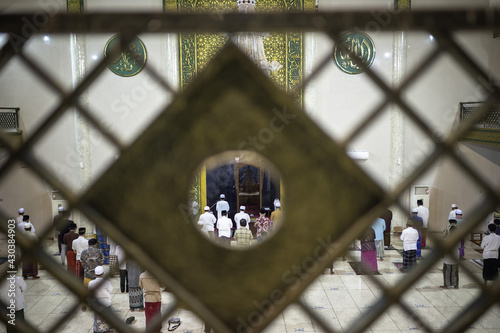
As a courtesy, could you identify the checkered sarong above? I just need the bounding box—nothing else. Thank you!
[402,250,417,269]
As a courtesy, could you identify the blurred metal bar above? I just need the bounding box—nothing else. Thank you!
[0,11,500,34]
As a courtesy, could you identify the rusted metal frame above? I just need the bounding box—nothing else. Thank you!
[73,201,233,333]
[1,11,500,34]
[340,47,443,150]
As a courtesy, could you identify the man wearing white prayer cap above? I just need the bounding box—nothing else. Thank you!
[234,206,251,230]
[216,194,230,220]
[271,200,283,230]
[198,206,217,239]
[449,204,458,220]
[15,208,25,225]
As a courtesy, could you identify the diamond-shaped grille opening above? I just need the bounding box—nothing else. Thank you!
[190,150,284,248]
[1,5,500,333]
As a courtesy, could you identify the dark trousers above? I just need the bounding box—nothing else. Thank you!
[120,269,129,292]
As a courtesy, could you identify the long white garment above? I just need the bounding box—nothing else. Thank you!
[217,216,233,238]
[198,212,217,234]
[216,200,230,220]
[234,211,251,229]
[416,205,429,228]
[88,277,113,307]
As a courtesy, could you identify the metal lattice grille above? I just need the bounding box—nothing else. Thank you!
[0,8,500,333]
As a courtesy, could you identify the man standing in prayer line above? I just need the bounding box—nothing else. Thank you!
[359,227,378,274]
[216,210,233,247]
[22,223,40,279]
[88,266,113,333]
[80,238,104,311]
[198,206,217,239]
[53,206,64,254]
[416,199,429,248]
[63,222,79,275]
[254,207,271,241]
[270,201,283,231]
[15,207,24,225]
[234,206,251,230]
[441,225,460,289]
[72,227,88,281]
[139,270,163,333]
[57,210,74,266]
[216,194,230,220]
[455,209,466,260]
[400,219,419,272]
[382,208,392,249]
[481,224,500,286]
[2,274,27,333]
[372,216,386,261]
[127,260,144,312]
[411,208,423,258]
[234,219,253,247]
[449,203,459,220]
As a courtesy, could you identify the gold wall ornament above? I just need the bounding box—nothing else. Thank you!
[82,44,384,332]
[104,34,147,77]
[334,32,376,75]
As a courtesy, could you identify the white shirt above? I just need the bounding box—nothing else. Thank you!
[416,205,429,228]
[17,221,36,234]
[217,216,233,238]
[116,245,127,270]
[15,215,23,226]
[216,200,230,219]
[198,212,217,233]
[72,236,88,261]
[88,277,113,307]
[448,210,456,220]
[400,227,419,251]
[234,211,251,229]
[2,275,26,311]
[481,233,500,259]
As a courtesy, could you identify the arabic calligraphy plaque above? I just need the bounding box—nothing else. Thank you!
[334,32,375,75]
[104,34,147,77]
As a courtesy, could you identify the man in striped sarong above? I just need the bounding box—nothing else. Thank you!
[400,219,419,272]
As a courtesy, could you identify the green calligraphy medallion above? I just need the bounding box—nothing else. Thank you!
[104,34,147,77]
[334,32,376,75]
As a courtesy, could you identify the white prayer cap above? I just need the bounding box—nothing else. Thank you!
[24,223,32,229]
[275,202,281,208]
[220,194,225,199]
[240,206,245,211]
[456,209,463,215]
[95,266,104,275]
[204,206,210,211]
[58,206,64,212]
[411,208,418,213]
[18,208,24,214]
[451,204,458,208]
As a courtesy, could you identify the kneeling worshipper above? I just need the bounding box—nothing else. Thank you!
[88,266,113,333]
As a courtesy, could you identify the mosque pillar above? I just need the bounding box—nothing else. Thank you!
[389,0,410,227]
[68,0,93,232]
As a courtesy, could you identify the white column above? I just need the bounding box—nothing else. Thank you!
[70,33,93,232]
[389,30,408,227]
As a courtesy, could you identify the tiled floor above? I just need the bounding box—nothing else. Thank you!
[2,233,500,333]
